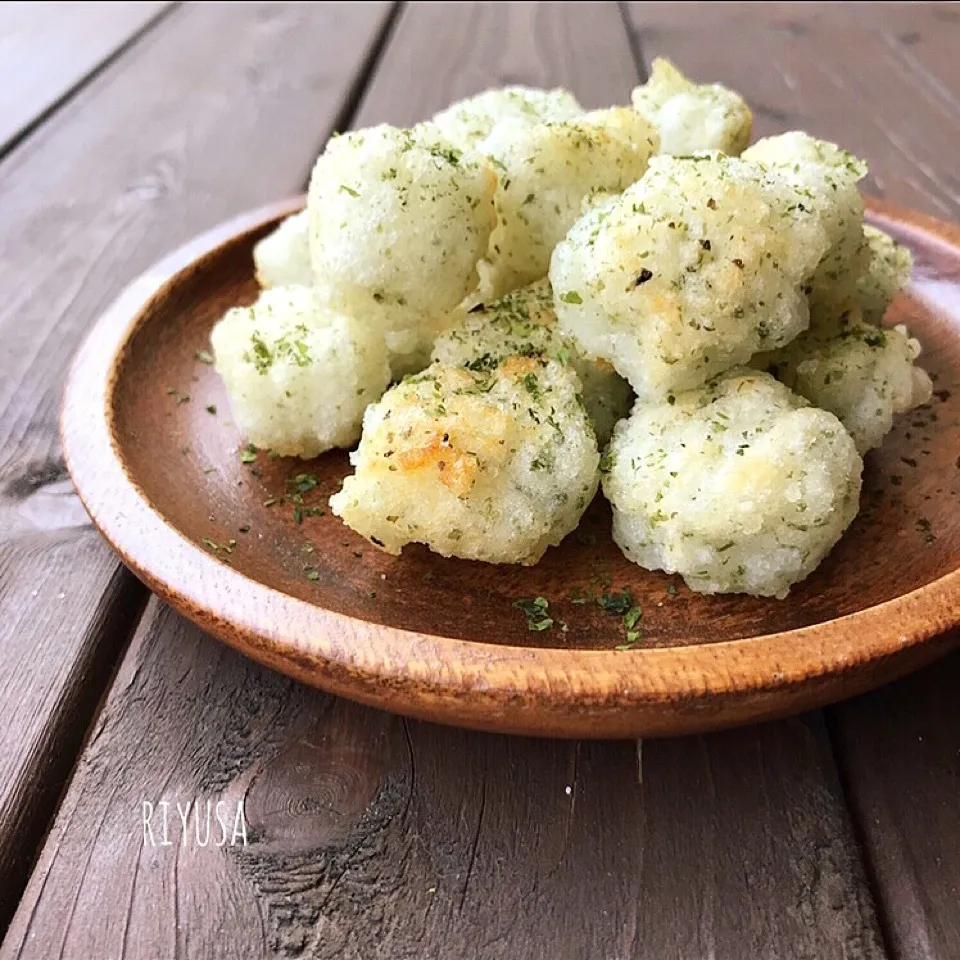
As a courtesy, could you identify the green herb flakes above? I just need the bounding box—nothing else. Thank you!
[916,517,936,544]
[597,589,634,615]
[288,473,319,495]
[202,536,235,556]
[514,596,553,632]
[615,633,642,651]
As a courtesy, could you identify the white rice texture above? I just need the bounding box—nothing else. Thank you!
[550,153,831,402]
[857,224,913,324]
[603,368,863,598]
[743,132,869,322]
[307,124,497,334]
[331,357,600,564]
[431,278,631,445]
[477,107,659,298]
[431,85,584,151]
[211,286,389,458]
[631,58,752,156]
[756,309,932,454]
[253,211,312,289]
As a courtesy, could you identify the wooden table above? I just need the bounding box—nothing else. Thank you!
[0,2,958,957]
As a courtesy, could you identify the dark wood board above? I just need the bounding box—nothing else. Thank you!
[831,643,960,960]
[2,603,886,959]
[0,0,395,931]
[0,1,171,155]
[4,2,891,956]
[623,3,960,956]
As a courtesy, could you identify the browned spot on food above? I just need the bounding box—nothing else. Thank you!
[500,355,541,378]
[395,434,478,496]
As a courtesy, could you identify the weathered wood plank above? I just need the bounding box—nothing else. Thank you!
[353,0,642,124]
[621,3,960,954]
[0,0,395,930]
[3,3,887,957]
[622,1,960,219]
[831,643,960,960]
[2,605,887,959]
[0,1,172,155]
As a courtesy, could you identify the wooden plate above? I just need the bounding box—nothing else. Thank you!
[61,197,960,738]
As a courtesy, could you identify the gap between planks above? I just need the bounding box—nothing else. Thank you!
[0,0,401,939]
[2,5,892,959]
[0,2,178,162]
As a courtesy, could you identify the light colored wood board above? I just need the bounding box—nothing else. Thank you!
[0,1,171,154]
[0,0,395,927]
[622,1,960,219]
[352,0,641,127]
[0,530,145,916]
[1,602,885,959]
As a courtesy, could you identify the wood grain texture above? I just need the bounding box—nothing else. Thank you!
[58,195,960,737]
[620,3,960,954]
[0,0,394,931]
[0,1,171,155]
[1,602,886,959]
[622,1,960,220]
[9,2,891,956]
[353,0,642,125]
[831,642,960,960]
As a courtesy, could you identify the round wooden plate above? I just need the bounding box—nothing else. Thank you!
[61,197,960,738]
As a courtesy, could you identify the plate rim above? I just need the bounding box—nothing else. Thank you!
[60,196,960,737]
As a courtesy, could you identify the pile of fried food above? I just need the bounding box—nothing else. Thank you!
[211,59,931,599]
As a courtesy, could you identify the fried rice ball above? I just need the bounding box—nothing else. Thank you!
[603,369,862,598]
[756,308,932,454]
[858,224,913,324]
[431,279,631,444]
[385,328,435,380]
[742,133,869,320]
[330,358,600,564]
[253,211,312,289]
[431,86,584,151]
[307,124,497,334]
[211,286,389,458]
[550,154,831,402]
[478,108,659,297]
[630,58,752,156]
